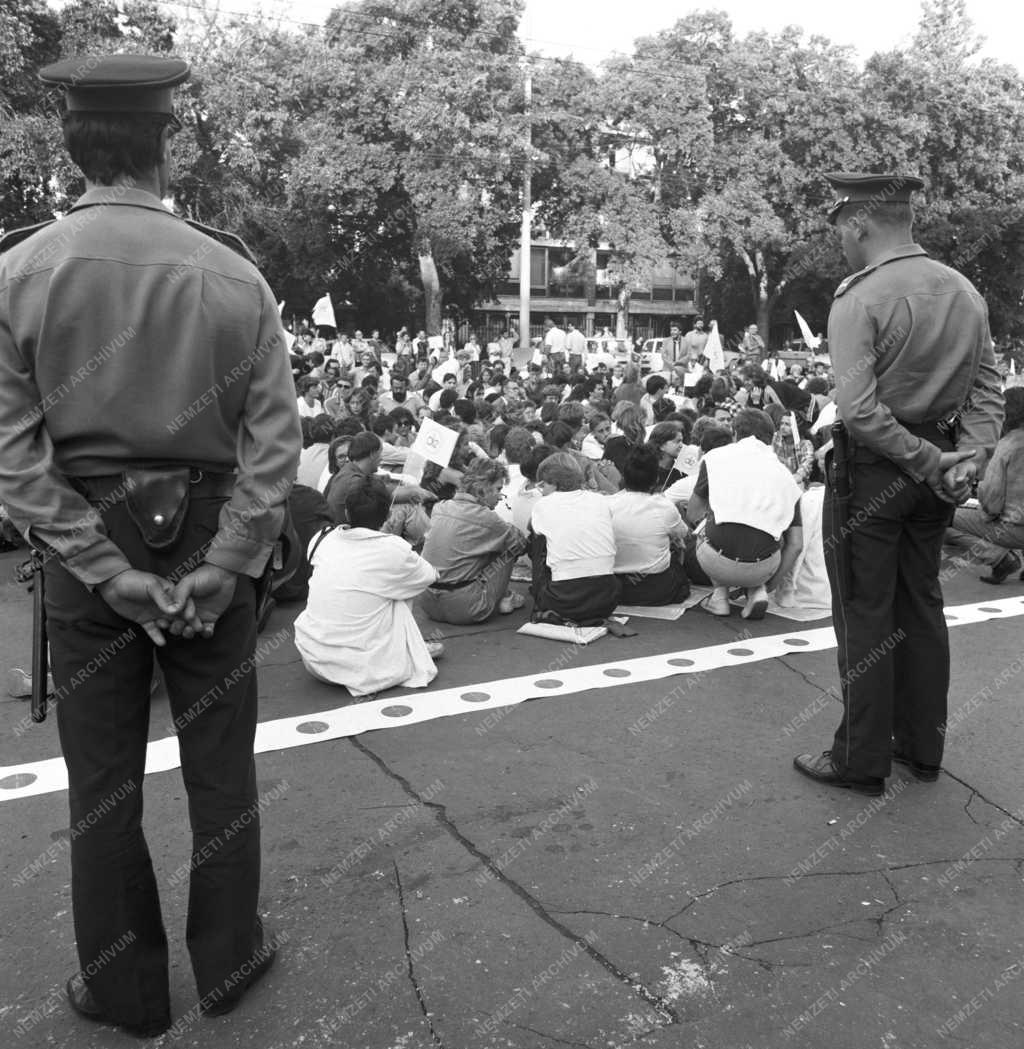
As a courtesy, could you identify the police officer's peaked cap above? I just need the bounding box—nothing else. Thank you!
[38,54,190,117]
[824,172,925,225]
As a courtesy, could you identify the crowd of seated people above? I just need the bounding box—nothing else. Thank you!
[271,325,1021,695]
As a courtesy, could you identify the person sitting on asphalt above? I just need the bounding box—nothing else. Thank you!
[528,453,621,624]
[946,385,1024,584]
[326,431,432,545]
[609,447,691,605]
[602,400,647,475]
[495,426,535,524]
[294,483,443,697]
[686,408,804,620]
[419,460,529,624]
[644,420,686,491]
[581,413,612,460]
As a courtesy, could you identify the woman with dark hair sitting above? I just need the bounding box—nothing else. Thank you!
[946,386,1024,583]
[602,400,646,475]
[609,447,691,605]
[529,453,621,624]
[644,420,685,490]
[420,460,528,624]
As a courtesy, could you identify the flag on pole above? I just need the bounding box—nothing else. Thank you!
[432,351,459,386]
[281,327,295,352]
[402,416,460,483]
[278,300,285,315]
[705,320,725,372]
[794,310,821,350]
[312,294,336,329]
[789,410,801,443]
[1011,358,1017,376]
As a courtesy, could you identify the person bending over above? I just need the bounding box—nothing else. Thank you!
[687,409,803,620]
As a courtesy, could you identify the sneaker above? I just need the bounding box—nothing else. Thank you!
[980,550,1023,585]
[426,641,445,660]
[702,589,731,617]
[498,590,526,614]
[741,585,768,620]
[7,667,55,699]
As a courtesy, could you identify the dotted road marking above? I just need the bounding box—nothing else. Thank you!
[2,595,1023,802]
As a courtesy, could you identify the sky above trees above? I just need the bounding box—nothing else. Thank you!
[154,0,1024,72]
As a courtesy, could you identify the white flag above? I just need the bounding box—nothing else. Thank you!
[278,300,285,315]
[794,310,821,350]
[281,327,295,352]
[312,294,336,329]
[410,417,459,470]
[432,351,459,387]
[705,320,725,372]
[1011,358,1017,376]
[789,411,801,442]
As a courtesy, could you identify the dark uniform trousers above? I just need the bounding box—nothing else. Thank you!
[45,492,262,1029]
[823,426,955,781]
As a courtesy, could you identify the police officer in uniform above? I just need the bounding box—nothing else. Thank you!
[793,173,1003,796]
[0,56,301,1034]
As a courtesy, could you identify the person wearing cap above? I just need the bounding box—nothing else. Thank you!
[0,55,301,1035]
[793,172,1003,797]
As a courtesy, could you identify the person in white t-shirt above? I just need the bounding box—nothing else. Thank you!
[609,447,690,605]
[543,317,567,368]
[528,453,621,624]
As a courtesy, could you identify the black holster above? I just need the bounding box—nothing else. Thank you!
[124,468,191,549]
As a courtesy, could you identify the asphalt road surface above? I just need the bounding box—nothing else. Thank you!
[1,544,1022,1049]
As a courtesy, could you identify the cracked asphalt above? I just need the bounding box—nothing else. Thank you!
[1,544,1023,1049]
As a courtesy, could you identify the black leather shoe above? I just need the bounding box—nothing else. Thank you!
[66,973,171,1038]
[203,921,278,1017]
[892,752,940,782]
[793,751,884,796]
[980,550,1023,584]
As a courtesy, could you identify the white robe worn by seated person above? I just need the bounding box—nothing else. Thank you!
[294,527,439,696]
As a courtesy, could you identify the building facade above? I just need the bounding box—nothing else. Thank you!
[465,241,700,345]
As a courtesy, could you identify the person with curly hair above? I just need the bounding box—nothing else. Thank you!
[419,460,528,623]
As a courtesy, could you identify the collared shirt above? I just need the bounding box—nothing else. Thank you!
[0,186,301,585]
[828,243,1003,480]
[420,493,522,583]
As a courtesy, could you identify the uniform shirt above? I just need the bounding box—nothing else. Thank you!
[0,186,301,586]
[828,244,1003,481]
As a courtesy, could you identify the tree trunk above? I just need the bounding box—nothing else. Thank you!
[418,242,442,336]
[616,287,631,339]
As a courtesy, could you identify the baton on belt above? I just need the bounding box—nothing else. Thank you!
[16,553,50,723]
[829,422,855,592]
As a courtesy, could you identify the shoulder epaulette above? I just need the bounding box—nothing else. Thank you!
[0,220,56,255]
[185,219,257,264]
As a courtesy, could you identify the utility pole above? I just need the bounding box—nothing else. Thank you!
[518,62,532,361]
